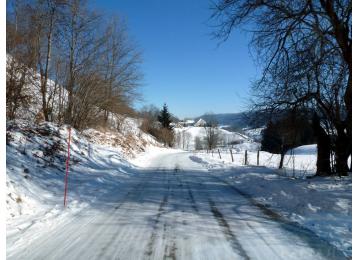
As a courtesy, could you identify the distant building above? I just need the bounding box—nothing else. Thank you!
[184,119,195,127]
[194,118,207,127]
[170,122,183,128]
[177,119,196,127]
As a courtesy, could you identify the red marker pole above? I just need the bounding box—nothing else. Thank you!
[64,127,71,207]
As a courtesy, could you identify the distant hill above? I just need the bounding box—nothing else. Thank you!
[194,111,270,132]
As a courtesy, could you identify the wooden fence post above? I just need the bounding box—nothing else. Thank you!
[218,149,222,159]
[244,150,248,165]
[230,149,234,162]
[257,150,260,166]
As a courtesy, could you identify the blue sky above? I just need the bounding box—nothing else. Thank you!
[92,0,258,118]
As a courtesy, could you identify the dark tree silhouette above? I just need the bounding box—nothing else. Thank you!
[157,103,174,147]
[261,121,282,154]
[312,114,332,176]
[261,111,315,169]
[211,0,351,175]
[158,103,172,129]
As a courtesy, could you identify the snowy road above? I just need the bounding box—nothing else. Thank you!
[8,151,347,260]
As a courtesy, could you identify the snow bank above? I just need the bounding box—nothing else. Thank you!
[7,56,68,121]
[82,118,158,158]
[6,119,156,253]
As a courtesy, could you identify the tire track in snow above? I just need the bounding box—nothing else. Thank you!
[189,175,251,259]
[9,172,151,260]
[145,168,190,260]
[144,171,171,258]
[59,175,150,260]
[166,169,201,259]
[195,173,273,259]
[206,173,347,259]
[245,222,285,260]
[60,172,153,260]
[208,198,250,260]
[162,171,184,260]
[95,177,151,259]
[183,178,199,214]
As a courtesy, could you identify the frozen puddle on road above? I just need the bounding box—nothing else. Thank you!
[8,152,347,260]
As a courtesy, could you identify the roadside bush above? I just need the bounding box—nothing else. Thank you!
[159,128,175,147]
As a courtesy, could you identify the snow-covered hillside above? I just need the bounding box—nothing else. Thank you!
[242,127,264,142]
[7,55,67,121]
[174,126,256,150]
[6,119,158,251]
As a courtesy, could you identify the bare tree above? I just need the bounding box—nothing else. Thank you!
[31,0,64,121]
[6,1,37,119]
[160,128,175,147]
[71,72,107,129]
[203,114,219,151]
[139,105,164,142]
[211,0,351,175]
[6,0,143,132]
[98,17,142,125]
[195,136,203,151]
[57,0,102,126]
[58,3,142,129]
[174,131,181,148]
[181,131,191,150]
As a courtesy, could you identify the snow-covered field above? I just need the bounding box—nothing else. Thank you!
[194,144,318,177]
[173,126,253,150]
[242,127,264,142]
[6,121,351,259]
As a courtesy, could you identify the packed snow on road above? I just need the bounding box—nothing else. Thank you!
[6,121,351,259]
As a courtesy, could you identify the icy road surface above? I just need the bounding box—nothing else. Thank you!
[8,151,346,260]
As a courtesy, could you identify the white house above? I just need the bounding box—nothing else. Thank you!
[184,119,195,127]
[177,119,197,127]
[194,118,207,127]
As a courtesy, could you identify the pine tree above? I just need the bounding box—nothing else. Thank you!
[158,103,172,129]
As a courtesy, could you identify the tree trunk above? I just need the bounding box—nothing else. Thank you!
[40,6,56,122]
[279,151,284,169]
[312,114,332,176]
[334,126,350,176]
[320,0,352,176]
[316,133,332,176]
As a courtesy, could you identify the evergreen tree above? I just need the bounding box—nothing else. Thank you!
[158,103,172,129]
